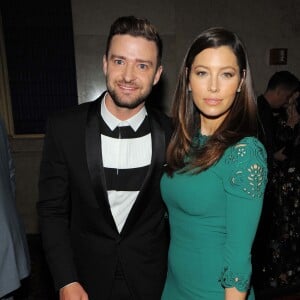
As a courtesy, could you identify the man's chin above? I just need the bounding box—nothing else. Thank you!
[113,97,145,109]
[116,101,144,109]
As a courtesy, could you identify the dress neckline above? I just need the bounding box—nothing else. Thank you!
[194,132,210,147]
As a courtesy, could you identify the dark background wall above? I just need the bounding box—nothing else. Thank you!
[72,0,300,112]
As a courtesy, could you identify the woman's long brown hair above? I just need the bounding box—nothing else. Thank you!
[167,27,257,175]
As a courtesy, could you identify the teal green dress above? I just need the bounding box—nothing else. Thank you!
[161,136,268,300]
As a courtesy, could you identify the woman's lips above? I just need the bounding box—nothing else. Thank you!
[204,98,222,105]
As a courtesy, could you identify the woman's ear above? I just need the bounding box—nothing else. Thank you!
[186,68,192,92]
[237,69,246,92]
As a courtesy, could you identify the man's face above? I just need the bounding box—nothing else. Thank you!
[103,34,162,117]
[272,87,295,109]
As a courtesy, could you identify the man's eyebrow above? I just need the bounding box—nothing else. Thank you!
[136,59,154,66]
[110,54,154,66]
[110,54,126,60]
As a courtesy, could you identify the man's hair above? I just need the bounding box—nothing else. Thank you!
[105,16,163,66]
[266,71,299,92]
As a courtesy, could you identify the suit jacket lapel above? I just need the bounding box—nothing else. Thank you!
[121,110,166,235]
[85,93,117,231]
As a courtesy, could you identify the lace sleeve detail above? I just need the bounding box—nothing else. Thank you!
[219,267,250,292]
[222,137,268,199]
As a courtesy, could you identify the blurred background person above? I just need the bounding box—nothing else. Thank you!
[261,85,300,289]
[252,72,299,293]
[257,71,299,168]
[0,117,30,300]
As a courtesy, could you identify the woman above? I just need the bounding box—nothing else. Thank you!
[161,28,268,300]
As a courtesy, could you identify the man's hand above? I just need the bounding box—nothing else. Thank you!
[274,147,287,162]
[59,282,89,300]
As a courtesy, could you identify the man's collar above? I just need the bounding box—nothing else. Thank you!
[101,93,147,132]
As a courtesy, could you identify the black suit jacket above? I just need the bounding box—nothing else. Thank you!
[257,95,275,168]
[37,93,172,300]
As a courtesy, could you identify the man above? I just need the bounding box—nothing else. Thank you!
[257,70,299,164]
[37,16,171,300]
[253,71,299,290]
[0,117,30,300]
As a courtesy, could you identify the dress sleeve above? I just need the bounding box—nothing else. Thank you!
[219,137,268,292]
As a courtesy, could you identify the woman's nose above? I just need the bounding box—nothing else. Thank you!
[208,77,219,92]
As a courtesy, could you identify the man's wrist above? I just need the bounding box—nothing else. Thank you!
[60,281,79,290]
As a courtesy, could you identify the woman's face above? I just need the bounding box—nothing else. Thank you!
[188,46,243,127]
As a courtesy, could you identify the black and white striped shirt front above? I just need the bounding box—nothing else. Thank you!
[100,97,151,232]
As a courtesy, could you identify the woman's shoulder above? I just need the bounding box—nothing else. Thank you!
[217,136,268,199]
[223,136,267,164]
[214,136,268,179]
[234,136,266,150]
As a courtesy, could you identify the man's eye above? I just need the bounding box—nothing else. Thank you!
[139,64,148,70]
[114,59,124,65]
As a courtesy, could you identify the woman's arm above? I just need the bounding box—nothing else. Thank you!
[220,137,268,299]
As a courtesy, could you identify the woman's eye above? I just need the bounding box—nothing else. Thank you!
[196,71,206,77]
[222,72,234,78]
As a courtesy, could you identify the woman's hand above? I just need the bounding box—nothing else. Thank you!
[225,287,247,300]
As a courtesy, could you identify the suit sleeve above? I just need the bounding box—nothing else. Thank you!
[0,118,15,197]
[37,117,78,290]
[7,133,16,199]
[219,138,268,292]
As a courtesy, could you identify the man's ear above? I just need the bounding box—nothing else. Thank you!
[153,65,163,86]
[102,55,108,76]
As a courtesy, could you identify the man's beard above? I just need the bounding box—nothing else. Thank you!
[106,78,150,109]
[107,88,147,109]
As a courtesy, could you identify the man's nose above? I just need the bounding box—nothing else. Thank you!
[123,64,136,82]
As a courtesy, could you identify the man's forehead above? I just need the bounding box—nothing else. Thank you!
[107,35,159,64]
